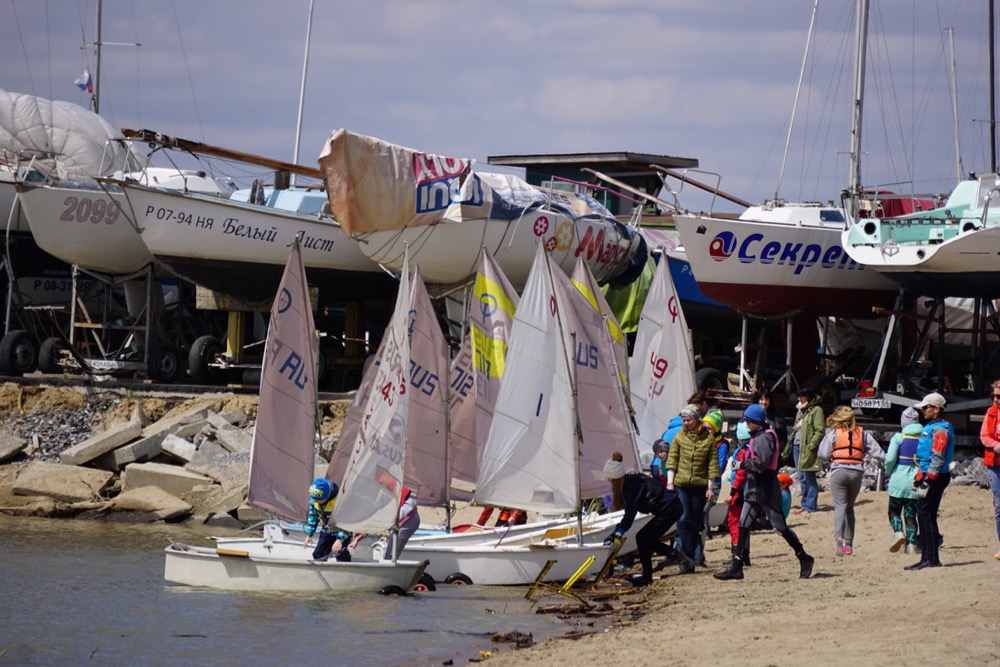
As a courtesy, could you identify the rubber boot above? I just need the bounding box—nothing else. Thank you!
[741,547,752,567]
[797,550,814,579]
[713,555,744,580]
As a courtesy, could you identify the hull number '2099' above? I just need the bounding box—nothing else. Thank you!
[60,196,121,225]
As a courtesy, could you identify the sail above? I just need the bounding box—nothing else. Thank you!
[553,260,639,498]
[448,248,519,496]
[629,257,697,453]
[571,256,628,378]
[247,237,318,522]
[328,267,449,507]
[473,244,579,514]
[332,262,411,532]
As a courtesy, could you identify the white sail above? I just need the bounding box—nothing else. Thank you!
[328,267,449,507]
[247,236,318,522]
[473,244,579,514]
[448,248,519,496]
[332,262,411,533]
[629,257,697,452]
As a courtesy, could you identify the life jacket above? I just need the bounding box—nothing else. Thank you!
[831,426,866,465]
[897,433,919,467]
[398,486,418,526]
[729,444,748,485]
[748,428,781,471]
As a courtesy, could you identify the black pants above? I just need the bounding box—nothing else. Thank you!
[916,473,950,563]
[636,499,683,580]
[737,500,803,558]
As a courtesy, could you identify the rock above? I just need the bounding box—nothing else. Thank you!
[59,422,142,466]
[0,429,27,463]
[215,428,252,453]
[161,433,198,463]
[101,485,193,521]
[129,402,151,428]
[186,447,250,491]
[13,460,114,503]
[122,461,214,497]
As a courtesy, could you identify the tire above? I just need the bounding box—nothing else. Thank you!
[415,572,437,592]
[805,374,839,416]
[0,330,38,376]
[378,585,407,596]
[696,367,726,393]
[188,335,225,384]
[444,573,473,586]
[38,337,66,374]
[147,344,179,383]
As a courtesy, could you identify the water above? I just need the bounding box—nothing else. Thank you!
[0,517,569,666]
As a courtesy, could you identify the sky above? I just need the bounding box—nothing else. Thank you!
[3,0,996,213]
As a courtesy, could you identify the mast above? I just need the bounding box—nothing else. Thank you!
[946,28,965,181]
[776,0,821,200]
[291,0,315,186]
[991,0,998,172]
[94,0,102,113]
[846,0,870,220]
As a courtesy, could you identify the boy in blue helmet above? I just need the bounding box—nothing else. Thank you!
[714,404,814,581]
[303,478,352,562]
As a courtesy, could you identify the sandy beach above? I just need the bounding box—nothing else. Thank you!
[489,483,999,666]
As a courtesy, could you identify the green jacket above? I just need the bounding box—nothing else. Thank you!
[788,399,825,472]
[666,426,721,487]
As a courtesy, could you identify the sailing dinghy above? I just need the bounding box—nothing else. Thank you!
[163,237,427,593]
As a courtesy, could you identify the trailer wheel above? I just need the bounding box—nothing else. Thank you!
[0,330,38,376]
[38,337,66,374]
[147,344,179,383]
[444,573,473,585]
[696,367,726,393]
[378,585,407,596]
[188,335,225,384]
[413,573,437,592]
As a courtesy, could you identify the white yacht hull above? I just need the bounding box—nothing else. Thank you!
[163,542,427,593]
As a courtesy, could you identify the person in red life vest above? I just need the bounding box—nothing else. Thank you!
[906,392,956,570]
[978,380,1000,560]
[714,404,814,580]
[724,421,752,567]
[818,405,885,556]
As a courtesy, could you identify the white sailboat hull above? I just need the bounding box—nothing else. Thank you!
[356,210,640,290]
[400,541,613,586]
[17,182,152,275]
[163,543,427,593]
[121,183,395,302]
[675,210,898,317]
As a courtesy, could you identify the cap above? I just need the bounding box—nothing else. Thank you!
[652,439,669,455]
[777,473,794,488]
[703,409,724,435]
[743,403,767,426]
[680,403,701,420]
[914,392,946,410]
[603,458,625,480]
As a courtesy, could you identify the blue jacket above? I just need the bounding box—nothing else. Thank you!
[916,418,956,476]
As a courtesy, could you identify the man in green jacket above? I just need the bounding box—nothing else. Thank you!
[785,386,825,514]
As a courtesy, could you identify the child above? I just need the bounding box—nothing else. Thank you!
[650,439,669,485]
[885,407,922,554]
[303,478,352,562]
[724,421,752,566]
[777,473,794,519]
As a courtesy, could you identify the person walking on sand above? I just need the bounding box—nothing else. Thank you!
[978,380,1000,560]
[906,392,956,570]
[885,407,922,554]
[818,405,885,556]
[666,403,720,574]
[785,385,824,514]
[723,421,753,567]
[714,404,814,581]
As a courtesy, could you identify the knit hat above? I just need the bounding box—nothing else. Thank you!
[743,403,767,426]
[703,409,724,435]
[900,406,921,427]
[777,473,794,488]
[603,457,625,480]
[735,421,751,441]
[680,403,701,420]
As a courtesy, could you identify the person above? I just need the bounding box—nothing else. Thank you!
[383,486,421,559]
[885,407,922,554]
[603,452,626,512]
[698,409,729,566]
[303,478,352,562]
[714,404,814,581]
[724,421,752,567]
[666,403,720,574]
[817,405,885,556]
[687,390,713,418]
[650,439,670,485]
[605,472,683,587]
[751,388,785,443]
[906,392,956,570]
[777,473,794,519]
[978,380,1000,560]
[785,386,824,514]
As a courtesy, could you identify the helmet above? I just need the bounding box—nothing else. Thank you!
[309,478,337,502]
[743,404,767,426]
[652,439,669,455]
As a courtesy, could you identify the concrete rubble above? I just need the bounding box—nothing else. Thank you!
[0,387,349,526]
